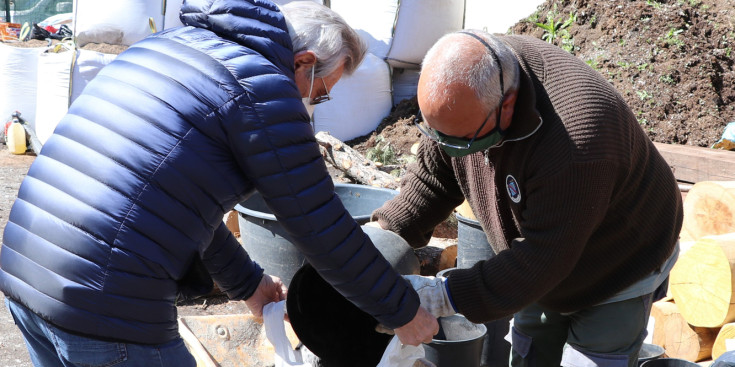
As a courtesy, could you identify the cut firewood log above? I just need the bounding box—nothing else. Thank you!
[679,181,735,242]
[315,131,400,190]
[650,300,718,362]
[712,322,735,360]
[670,233,735,327]
[455,199,476,220]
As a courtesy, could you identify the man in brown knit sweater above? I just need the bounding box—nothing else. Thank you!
[372,30,683,367]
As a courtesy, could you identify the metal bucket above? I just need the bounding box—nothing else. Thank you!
[637,343,666,366]
[424,314,488,367]
[234,183,397,286]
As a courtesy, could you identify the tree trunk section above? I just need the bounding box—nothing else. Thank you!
[650,300,718,361]
[680,181,735,242]
[670,233,735,327]
[315,132,401,190]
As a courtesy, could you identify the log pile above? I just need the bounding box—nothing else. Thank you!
[652,180,735,362]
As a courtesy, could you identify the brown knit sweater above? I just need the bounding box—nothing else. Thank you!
[372,35,683,323]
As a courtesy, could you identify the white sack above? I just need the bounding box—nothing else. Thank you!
[391,68,420,107]
[70,49,117,105]
[163,0,185,30]
[73,0,163,46]
[0,44,43,126]
[312,53,391,142]
[331,0,465,69]
[464,0,545,34]
[35,46,74,145]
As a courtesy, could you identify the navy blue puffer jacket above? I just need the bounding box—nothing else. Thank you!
[0,0,418,344]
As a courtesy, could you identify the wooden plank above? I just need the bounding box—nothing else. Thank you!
[654,142,735,183]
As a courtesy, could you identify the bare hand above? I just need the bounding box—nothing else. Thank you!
[244,274,287,318]
[393,306,439,346]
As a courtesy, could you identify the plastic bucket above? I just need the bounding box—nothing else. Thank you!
[638,343,666,366]
[641,358,699,367]
[453,213,513,367]
[424,314,488,367]
[234,183,398,286]
[455,213,494,268]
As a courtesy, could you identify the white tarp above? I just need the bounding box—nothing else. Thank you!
[312,52,392,142]
[0,44,43,126]
[35,46,74,145]
[331,0,464,69]
[73,0,163,46]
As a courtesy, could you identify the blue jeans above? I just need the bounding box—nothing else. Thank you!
[5,298,196,367]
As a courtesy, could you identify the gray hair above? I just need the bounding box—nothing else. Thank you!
[280,1,367,78]
[422,30,519,111]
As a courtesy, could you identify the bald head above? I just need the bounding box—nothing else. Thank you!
[417,31,519,137]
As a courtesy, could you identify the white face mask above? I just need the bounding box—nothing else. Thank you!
[301,66,318,120]
[302,97,315,119]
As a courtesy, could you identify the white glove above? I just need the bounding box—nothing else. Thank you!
[403,275,457,318]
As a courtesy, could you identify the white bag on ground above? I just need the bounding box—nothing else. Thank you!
[0,44,43,126]
[330,0,464,69]
[73,0,162,46]
[70,49,118,105]
[263,301,312,367]
[35,44,74,145]
[312,53,392,142]
[464,0,545,34]
[163,0,185,30]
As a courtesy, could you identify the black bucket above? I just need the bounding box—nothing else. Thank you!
[424,314,488,367]
[286,226,420,367]
[453,213,512,367]
[638,343,666,366]
[234,183,398,286]
[641,358,699,367]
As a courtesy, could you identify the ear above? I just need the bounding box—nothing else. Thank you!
[500,90,518,130]
[294,50,317,74]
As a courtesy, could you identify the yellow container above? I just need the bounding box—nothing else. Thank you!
[7,122,27,155]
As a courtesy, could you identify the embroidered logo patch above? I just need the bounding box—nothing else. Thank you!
[506,175,521,203]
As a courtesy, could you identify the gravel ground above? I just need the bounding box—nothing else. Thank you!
[0,147,35,367]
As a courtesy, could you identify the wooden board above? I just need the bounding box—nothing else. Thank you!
[654,142,735,183]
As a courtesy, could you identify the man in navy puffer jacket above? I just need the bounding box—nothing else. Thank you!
[0,1,437,365]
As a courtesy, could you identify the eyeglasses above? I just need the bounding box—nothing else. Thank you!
[414,108,495,150]
[414,31,505,151]
[308,66,332,105]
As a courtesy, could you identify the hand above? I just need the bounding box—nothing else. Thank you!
[394,306,439,346]
[403,275,456,318]
[244,274,287,318]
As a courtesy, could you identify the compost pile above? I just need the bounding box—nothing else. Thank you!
[351,0,735,168]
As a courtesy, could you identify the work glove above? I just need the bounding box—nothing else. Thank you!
[403,275,457,318]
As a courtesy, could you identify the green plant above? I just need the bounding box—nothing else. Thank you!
[636,90,652,100]
[659,74,676,85]
[662,28,685,47]
[646,0,662,9]
[535,6,576,46]
[365,136,399,165]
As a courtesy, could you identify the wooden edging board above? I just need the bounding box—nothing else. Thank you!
[653,142,735,183]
